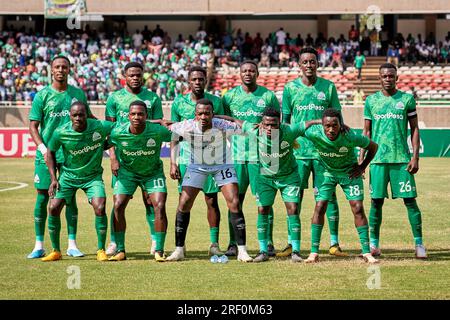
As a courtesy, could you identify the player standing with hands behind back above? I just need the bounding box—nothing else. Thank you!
[361,63,427,259]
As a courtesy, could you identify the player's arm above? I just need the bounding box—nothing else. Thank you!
[29,120,47,160]
[304,119,322,130]
[47,150,59,197]
[170,139,181,180]
[359,119,372,164]
[281,87,291,124]
[213,114,244,127]
[407,115,420,174]
[105,116,119,176]
[349,140,378,179]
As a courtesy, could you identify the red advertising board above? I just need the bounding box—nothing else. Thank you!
[0,128,36,158]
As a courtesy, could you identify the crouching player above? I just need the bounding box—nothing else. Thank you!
[299,109,380,264]
[43,102,113,262]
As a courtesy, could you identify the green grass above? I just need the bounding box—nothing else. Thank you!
[0,158,449,299]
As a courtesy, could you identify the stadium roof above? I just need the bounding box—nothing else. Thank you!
[2,0,450,15]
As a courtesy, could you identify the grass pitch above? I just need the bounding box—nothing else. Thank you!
[0,158,449,299]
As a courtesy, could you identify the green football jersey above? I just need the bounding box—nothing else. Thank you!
[242,121,301,178]
[171,92,224,165]
[48,119,113,183]
[364,90,417,164]
[299,123,370,177]
[223,85,280,162]
[282,77,341,159]
[110,122,172,178]
[29,85,89,163]
[105,87,163,124]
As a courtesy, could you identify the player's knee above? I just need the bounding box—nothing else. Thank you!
[227,197,240,212]
[350,201,364,216]
[371,198,384,208]
[315,201,328,215]
[93,202,106,216]
[48,201,62,216]
[114,198,127,211]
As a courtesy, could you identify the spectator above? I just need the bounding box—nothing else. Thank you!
[387,44,399,66]
[278,47,290,67]
[352,86,365,105]
[354,51,366,80]
[275,27,286,51]
[348,25,359,41]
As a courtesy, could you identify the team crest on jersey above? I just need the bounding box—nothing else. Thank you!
[146,138,156,147]
[256,99,266,108]
[317,92,326,101]
[395,102,405,110]
[92,132,101,141]
[121,142,128,147]
[71,98,78,104]
[281,141,290,149]
[144,100,151,108]
[47,101,56,108]
[34,174,40,183]
[339,146,348,153]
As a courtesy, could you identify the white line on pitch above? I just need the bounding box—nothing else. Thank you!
[0,181,28,192]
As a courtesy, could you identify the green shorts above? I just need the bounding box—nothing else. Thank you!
[234,162,259,196]
[34,161,52,190]
[114,171,167,196]
[55,174,106,204]
[296,158,327,191]
[255,171,301,207]
[178,164,218,194]
[369,163,418,199]
[316,174,364,201]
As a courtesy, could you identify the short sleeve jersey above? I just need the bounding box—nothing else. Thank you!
[282,77,341,159]
[48,119,113,183]
[29,85,89,163]
[364,90,417,164]
[242,121,302,178]
[105,87,163,124]
[171,92,224,165]
[223,85,280,162]
[299,123,370,177]
[110,122,172,178]
[170,118,241,168]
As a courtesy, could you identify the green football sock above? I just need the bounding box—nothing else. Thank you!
[288,214,301,252]
[405,200,423,245]
[311,224,323,254]
[267,207,274,245]
[65,196,78,240]
[154,232,166,252]
[114,231,125,252]
[95,215,108,250]
[34,193,49,241]
[210,227,219,244]
[145,205,156,238]
[357,225,370,254]
[109,207,116,243]
[326,195,339,246]
[48,215,61,251]
[286,215,292,244]
[257,213,269,253]
[228,210,236,246]
[369,202,383,248]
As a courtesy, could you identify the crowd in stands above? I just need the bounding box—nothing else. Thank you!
[0,23,449,103]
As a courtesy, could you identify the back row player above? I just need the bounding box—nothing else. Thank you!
[28,56,92,259]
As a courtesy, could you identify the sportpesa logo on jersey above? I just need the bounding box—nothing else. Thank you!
[69,143,102,156]
[232,109,263,117]
[318,150,344,158]
[49,110,70,117]
[119,111,129,118]
[122,149,156,156]
[295,104,325,111]
[373,112,404,120]
[339,146,348,153]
